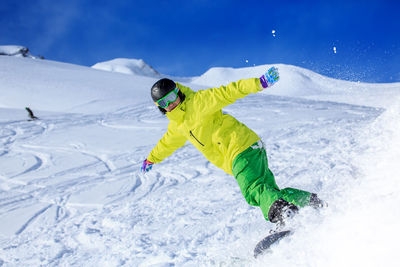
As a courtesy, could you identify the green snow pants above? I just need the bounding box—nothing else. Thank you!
[232,140,312,221]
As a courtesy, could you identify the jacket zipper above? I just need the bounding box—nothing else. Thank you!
[190,130,205,146]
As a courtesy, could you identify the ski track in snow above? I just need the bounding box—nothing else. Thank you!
[0,92,386,266]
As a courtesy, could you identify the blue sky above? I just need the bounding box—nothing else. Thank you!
[1,0,399,82]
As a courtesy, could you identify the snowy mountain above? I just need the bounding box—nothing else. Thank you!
[192,64,400,108]
[0,45,43,59]
[0,55,399,266]
[92,58,160,77]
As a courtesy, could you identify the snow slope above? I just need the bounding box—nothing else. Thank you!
[0,45,40,59]
[92,58,160,78]
[192,64,400,108]
[0,46,30,57]
[0,56,399,266]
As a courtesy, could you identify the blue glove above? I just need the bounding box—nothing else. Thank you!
[141,159,154,173]
[260,67,280,89]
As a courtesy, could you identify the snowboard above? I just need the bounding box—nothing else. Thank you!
[254,230,292,258]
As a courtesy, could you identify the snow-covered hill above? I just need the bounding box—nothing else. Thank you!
[92,58,160,78]
[0,55,399,266]
[0,45,42,59]
[192,64,400,108]
[0,56,155,114]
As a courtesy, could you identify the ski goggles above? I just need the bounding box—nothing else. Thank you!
[156,87,179,108]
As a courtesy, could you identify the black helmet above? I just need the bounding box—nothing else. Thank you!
[151,78,176,102]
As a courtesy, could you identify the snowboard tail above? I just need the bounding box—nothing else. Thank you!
[254,230,292,258]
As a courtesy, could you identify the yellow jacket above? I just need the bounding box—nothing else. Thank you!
[147,78,262,175]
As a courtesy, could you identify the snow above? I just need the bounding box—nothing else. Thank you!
[0,46,28,56]
[0,45,37,59]
[92,58,160,77]
[0,55,399,266]
[192,64,399,108]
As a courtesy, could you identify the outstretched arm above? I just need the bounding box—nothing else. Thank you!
[192,67,280,114]
[146,122,187,164]
[193,78,261,114]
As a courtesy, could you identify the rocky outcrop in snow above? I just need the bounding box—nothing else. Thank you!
[0,45,43,59]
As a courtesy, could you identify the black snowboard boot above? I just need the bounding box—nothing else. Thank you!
[309,193,328,209]
[268,199,299,227]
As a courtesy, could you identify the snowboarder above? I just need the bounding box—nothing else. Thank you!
[25,107,39,120]
[141,67,326,226]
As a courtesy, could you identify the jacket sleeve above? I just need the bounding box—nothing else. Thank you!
[192,78,263,114]
[147,122,187,163]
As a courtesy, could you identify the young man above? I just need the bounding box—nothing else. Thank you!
[141,67,326,226]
